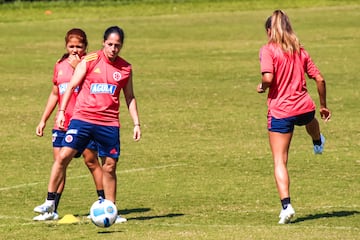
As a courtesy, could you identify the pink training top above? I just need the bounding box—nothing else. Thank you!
[52,59,79,130]
[259,43,321,119]
[72,50,132,127]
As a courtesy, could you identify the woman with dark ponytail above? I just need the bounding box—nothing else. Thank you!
[34,28,104,221]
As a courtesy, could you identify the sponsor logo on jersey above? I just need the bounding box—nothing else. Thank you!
[59,83,80,95]
[90,83,116,94]
[59,83,68,95]
[113,71,122,82]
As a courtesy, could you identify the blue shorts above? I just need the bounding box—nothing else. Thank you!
[61,119,120,159]
[268,111,315,133]
[52,129,98,158]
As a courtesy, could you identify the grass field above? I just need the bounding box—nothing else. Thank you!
[0,0,359,239]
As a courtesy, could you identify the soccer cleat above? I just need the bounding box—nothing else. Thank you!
[278,204,295,224]
[33,200,55,214]
[115,215,127,223]
[314,134,325,154]
[33,212,59,221]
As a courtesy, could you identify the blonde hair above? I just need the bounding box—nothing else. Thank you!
[267,10,300,54]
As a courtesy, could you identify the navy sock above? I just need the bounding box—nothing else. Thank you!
[313,138,322,146]
[47,192,56,201]
[54,193,62,213]
[281,197,291,210]
[97,190,105,199]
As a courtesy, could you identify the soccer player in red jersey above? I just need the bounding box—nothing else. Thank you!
[34,29,104,221]
[257,10,331,224]
[35,26,141,223]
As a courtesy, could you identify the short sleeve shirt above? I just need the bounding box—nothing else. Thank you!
[52,59,78,130]
[259,44,320,119]
[72,50,132,127]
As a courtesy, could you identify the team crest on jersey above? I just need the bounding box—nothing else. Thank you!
[65,135,73,143]
[113,71,122,82]
[90,83,116,94]
[59,83,80,95]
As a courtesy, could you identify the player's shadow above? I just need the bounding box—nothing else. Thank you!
[118,207,151,215]
[118,208,184,221]
[292,210,359,223]
[79,207,151,218]
[126,213,184,221]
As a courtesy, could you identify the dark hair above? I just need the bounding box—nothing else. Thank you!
[103,26,125,43]
[59,28,88,62]
[265,16,271,30]
[65,28,88,47]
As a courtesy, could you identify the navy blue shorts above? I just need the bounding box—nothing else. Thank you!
[52,129,98,158]
[268,111,315,133]
[61,119,120,159]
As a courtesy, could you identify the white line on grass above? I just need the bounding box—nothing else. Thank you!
[0,163,186,192]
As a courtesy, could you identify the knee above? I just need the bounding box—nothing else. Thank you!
[84,157,100,171]
[57,148,75,167]
[102,159,117,174]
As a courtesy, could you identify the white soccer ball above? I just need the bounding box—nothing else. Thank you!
[90,198,117,228]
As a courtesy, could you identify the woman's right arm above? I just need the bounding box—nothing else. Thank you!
[36,85,59,136]
[314,73,331,121]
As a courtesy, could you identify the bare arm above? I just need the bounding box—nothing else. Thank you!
[123,74,141,141]
[257,72,273,93]
[314,73,331,121]
[56,60,87,129]
[36,85,58,136]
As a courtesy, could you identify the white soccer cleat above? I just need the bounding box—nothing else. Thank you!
[115,215,127,223]
[278,204,295,224]
[33,200,55,214]
[33,212,59,221]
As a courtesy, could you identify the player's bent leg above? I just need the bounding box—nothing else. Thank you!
[83,148,103,191]
[305,117,320,140]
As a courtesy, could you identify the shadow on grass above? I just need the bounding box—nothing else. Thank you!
[127,213,184,221]
[292,210,360,223]
[118,208,184,221]
[97,230,123,234]
[118,207,151,215]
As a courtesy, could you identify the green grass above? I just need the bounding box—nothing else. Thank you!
[0,0,359,239]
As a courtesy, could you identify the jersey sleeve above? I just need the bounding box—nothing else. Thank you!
[84,51,101,73]
[259,45,274,74]
[301,49,321,79]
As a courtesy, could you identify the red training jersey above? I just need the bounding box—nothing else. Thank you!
[259,43,321,119]
[72,50,132,127]
[52,59,79,130]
